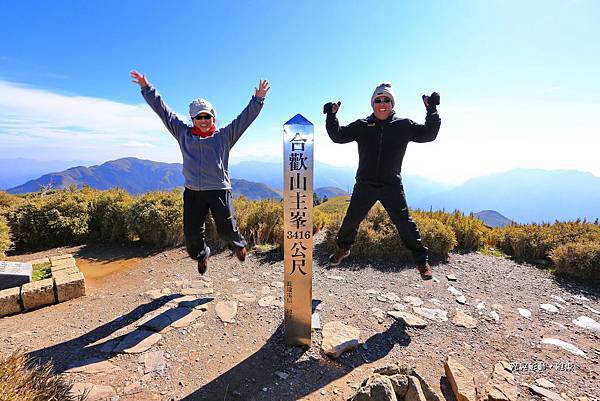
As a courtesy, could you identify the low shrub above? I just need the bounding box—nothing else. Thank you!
[126,191,184,247]
[7,189,90,249]
[325,203,456,262]
[0,352,81,401]
[415,210,488,252]
[88,188,133,242]
[234,197,283,246]
[550,241,600,282]
[0,215,12,257]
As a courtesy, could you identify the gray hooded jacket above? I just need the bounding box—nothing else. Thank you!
[141,84,264,191]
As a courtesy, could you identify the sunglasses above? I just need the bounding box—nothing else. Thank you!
[194,114,213,120]
[374,97,392,104]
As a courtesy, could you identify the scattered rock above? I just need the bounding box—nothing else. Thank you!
[70,383,117,401]
[474,301,485,310]
[428,298,444,307]
[215,301,238,323]
[484,362,518,401]
[528,385,566,401]
[312,312,321,330]
[349,374,398,401]
[448,286,462,296]
[392,303,407,311]
[234,293,257,303]
[444,356,476,401]
[541,338,586,357]
[402,296,423,307]
[572,316,600,333]
[383,292,401,303]
[540,304,559,313]
[534,378,555,389]
[275,371,289,380]
[452,310,477,329]
[169,308,204,328]
[583,305,600,315]
[326,275,345,281]
[321,321,361,358]
[115,330,162,354]
[366,289,379,295]
[372,307,387,321]
[413,307,448,322]
[456,296,466,304]
[518,308,531,318]
[387,311,428,328]
[446,274,457,281]
[270,281,284,288]
[140,350,166,374]
[405,376,427,401]
[65,358,122,374]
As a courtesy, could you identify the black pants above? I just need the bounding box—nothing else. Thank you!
[183,188,247,261]
[336,182,428,265]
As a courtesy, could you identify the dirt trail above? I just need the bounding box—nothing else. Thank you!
[1,235,599,401]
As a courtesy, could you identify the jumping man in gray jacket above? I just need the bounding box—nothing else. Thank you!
[131,70,270,275]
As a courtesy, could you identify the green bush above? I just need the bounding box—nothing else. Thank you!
[7,189,91,249]
[491,222,600,262]
[325,203,456,262]
[416,210,488,252]
[550,241,600,282]
[126,191,184,247]
[88,188,133,242]
[0,215,12,257]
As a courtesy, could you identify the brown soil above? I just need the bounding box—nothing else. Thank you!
[1,234,599,401]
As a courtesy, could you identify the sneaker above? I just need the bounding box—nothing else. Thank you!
[235,246,247,262]
[329,248,350,266]
[417,263,433,280]
[197,247,210,275]
[197,257,209,275]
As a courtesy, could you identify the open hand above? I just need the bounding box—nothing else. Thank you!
[130,70,149,87]
[255,80,270,98]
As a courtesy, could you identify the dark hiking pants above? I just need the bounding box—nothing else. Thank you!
[183,188,247,261]
[336,182,428,265]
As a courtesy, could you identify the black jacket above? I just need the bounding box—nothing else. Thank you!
[326,110,441,186]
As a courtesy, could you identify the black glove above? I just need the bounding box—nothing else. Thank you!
[422,92,440,111]
[323,101,341,115]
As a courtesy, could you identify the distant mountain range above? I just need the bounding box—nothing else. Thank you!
[4,158,600,223]
[474,210,513,228]
[0,158,94,189]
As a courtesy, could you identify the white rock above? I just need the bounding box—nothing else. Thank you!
[321,321,360,358]
[456,296,466,304]
[490,311,500,322]
[475,301,485,310]
[541,338,587,357]
[429,298,445,307]
[326,275,345,281]
[215,301,238,323]
[540,304,559,313]
[413,306,448,322]
[572,316,600,333]
[550,321,567,330]
[518,308,532,318]
[402,296,423,307]
[446,274,457,281]
[452,309,477,329]
[392,303,407,311]
[583,305,600,315]
[448,286,462,296]
[534,378,555,389]
[550,295,568,304]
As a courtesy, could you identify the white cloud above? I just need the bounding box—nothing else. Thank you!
[0,80,181,162]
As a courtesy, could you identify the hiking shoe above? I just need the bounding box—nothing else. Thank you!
[197,247,211,275]
[235,246,247,262]
[197,257,209,275]
[417,263,433,280]
[329,248,350,266]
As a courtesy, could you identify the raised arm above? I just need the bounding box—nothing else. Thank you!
[130,70,187,141]
[408,92,441,143]
[224,79,269,146]
[324,101,361,143]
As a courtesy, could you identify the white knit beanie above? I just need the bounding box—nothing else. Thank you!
[371,82,395,107]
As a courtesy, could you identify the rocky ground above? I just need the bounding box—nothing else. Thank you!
[1,232,599,401]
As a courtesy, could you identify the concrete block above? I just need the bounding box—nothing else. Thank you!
[54,272,86,302]
[0,261,32,290]
[21,278,56,310]
[51,257,76,269]
[51,265,79,275]
[28,257,51,266]
[49,254,74,265]
[0,287,22,317]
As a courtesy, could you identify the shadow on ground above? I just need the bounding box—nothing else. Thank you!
[27,295,213,374]
[181,320,411,401]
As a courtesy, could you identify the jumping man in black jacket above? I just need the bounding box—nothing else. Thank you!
[324,82,441,280]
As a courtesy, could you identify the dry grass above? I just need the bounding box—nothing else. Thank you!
[0,351,85,401]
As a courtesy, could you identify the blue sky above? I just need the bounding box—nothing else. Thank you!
[1,0,598,184]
